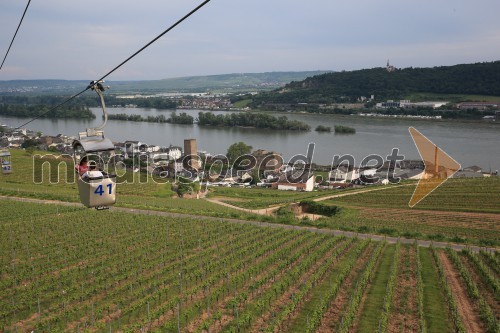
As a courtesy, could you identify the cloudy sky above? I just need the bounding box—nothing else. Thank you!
[1,0,499,80]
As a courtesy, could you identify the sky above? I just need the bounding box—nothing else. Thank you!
[0,0,499,81]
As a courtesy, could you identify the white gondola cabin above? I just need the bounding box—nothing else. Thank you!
[73,80,116,209]
[0,149,12,174]
[73,133,116,209]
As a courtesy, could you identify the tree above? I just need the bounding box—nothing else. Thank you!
[176,177,200,197]
[250,168,260,185]
[21,138,38,149]
[226,142,252,165]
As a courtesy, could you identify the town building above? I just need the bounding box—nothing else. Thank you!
[273,172,315,192]
[252,149,283,173]
[376,100,448,109]
[457,102,499,110]
[329,165,360,183]
[184,139,201,170]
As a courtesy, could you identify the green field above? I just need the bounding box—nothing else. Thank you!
[1,149,499,248]
[231,99,252,108]
[1,149,499,332]
[208,186,331,209]
[1,200,498,332]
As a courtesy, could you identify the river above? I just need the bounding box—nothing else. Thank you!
[1,108,499,170]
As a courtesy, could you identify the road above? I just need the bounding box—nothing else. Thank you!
[1,195,497,253]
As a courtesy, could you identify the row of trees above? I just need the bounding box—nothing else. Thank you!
[108,111,312,131]
[107,112,193,124]
[197,112,311,131]
[373,107,497,119]
[0,104,95,119]
[0,95,177,109]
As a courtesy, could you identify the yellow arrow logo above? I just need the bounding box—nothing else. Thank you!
[408,127,461,208]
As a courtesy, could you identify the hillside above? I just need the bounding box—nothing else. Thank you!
[249,61,500,106]
[0,149,498,331]
[4,199,497,332]
[112,71,331,93]
[0,71,330,95]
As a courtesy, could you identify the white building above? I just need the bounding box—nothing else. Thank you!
[409,101,448,109]
[124,141,143,157]
[166,146,182,160]
[274,173,315,192]
[329,166,360,183]
[376,100,448,109]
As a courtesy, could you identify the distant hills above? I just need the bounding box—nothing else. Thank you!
[2,62,499,105]
[0,71,330,95]
[249,61,500,106]
[112,71,331,93]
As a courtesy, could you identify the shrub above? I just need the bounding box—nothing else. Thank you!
[334,125,356,134]
[299,200,340,217]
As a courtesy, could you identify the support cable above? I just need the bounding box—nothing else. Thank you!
[0,0,32,71]
[14,0,211,130]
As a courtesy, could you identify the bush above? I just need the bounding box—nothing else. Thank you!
[176,177,200,197]
[299,200,340,217]
[378,228,397,236]
[334,125,356,134]
[276,206,295,218]
[357,226,370,233]
[315,125,331,132]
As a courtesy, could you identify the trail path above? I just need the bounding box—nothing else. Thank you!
[205,184,406,215]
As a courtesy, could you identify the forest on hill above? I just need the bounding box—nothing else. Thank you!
[247,61,500,106]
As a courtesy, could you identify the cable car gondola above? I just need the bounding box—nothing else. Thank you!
[0,149,12,174]
[73,81,116,209]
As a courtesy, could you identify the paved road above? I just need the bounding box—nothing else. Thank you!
[1,195,497,253]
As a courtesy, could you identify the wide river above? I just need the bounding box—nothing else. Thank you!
[1,108,499,170]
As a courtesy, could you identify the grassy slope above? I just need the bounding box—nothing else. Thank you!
[208,186,332,209]
[0,149,252,219]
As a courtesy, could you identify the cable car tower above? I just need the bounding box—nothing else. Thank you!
[72,81,116,209]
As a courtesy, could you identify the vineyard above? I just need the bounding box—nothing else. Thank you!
[1,150,499,248]
[319,178,500,247]
[0,200,498,332]
[330,177,500,213]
